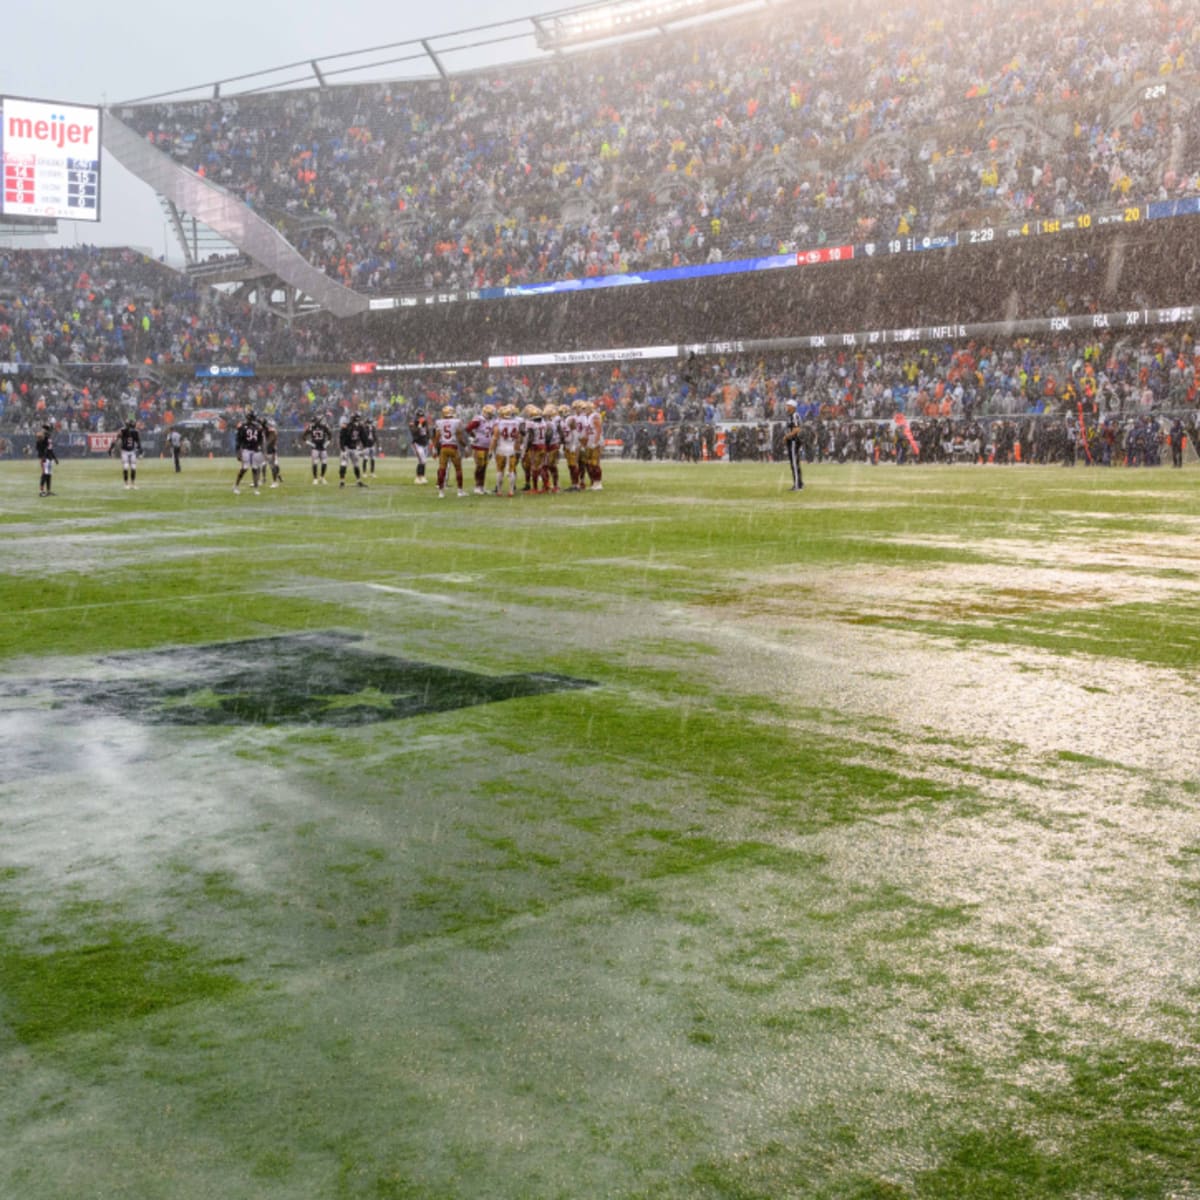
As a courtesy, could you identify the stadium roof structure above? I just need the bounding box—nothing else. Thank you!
[114,0,763,105]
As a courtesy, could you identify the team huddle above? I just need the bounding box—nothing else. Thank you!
[421,401,606,498]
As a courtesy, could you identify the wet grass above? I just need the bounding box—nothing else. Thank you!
[1,459,1199,1198]
[0,917,241,1044]
[880,598,1200,668]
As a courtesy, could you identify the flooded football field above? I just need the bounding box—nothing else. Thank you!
[1,460,1199,1198]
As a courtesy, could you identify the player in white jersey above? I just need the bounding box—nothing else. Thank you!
[523,406,549,493]
[583,401,605,490]
[490,405,524,497]
[466,404,497,494]
[562,402,584,490]
[433,405,467,497]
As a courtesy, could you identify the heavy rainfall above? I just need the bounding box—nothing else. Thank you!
[3,0,1200,1197]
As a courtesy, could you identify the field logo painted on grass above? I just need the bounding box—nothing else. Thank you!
[16,632,596,727]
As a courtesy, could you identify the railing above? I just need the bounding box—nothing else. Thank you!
[102,111,369,318]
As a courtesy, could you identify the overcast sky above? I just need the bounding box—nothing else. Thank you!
[2,0,540,256]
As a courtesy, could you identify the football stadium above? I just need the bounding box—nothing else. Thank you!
[4,1,1200,1196]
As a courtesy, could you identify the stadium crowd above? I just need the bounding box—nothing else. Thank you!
[0,247,279,367]
[121,0,1200,294]
[5,315,1198,456]
[6,213,1200,373]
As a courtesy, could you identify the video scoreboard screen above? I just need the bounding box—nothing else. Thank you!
[1,96,101,222]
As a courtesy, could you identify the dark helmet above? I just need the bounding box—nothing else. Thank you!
[126,417,136,428]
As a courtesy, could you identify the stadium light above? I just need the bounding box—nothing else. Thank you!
[535,0,750,49]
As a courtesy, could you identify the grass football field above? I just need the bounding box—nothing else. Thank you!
[2,455,1200,1199]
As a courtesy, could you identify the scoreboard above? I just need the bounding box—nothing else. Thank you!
[1,96,101,222]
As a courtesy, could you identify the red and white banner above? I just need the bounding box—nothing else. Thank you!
[795,245,855,266]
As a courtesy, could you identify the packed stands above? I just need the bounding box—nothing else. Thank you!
[0,247,270,367]
[4,308,1195,436]
[120,0,1200,295]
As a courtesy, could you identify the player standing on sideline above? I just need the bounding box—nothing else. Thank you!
[233,410,265,495]
[339,414,368,488]
[490,404,523,497]
[466,404,497,494]
[782,398,805,490]
[433,404,467,497]
[110,417,143,489]
[36,421,58,497]
[168,427,183,473]
[360,417,378,478]
[408,409,432,484]
[264,420,283,487]
[303,413,332,484]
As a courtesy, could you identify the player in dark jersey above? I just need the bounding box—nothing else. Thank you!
[233,411,265,495]
[304,415,333,484]
[36,421,58,497]
[360,418,378,478]
[109,418,143,489]
[339,414,368,488]
[408,410,432,484]
[264,420,283,487]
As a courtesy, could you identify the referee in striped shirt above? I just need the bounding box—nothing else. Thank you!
[783,399,804,491]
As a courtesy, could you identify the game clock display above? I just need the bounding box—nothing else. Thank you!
[1,96,101,222]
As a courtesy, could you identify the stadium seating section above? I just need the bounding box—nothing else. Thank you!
[118,0,1200,294]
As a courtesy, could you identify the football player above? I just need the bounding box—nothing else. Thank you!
[339,414,368,488]
[466,404,497,494]
[521,404,545,492]
[562,401,584,490]
[360,416,378,477]
[264,420,283,488]
[36,421,58,497]
[408,409,432,483]
[433,405,466,497]
[542,403,563,493]
[583,401,605,490]
[110,417,142,489]
[303,413,333,484]
[489,404,523,497]
[233,410,265,495]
